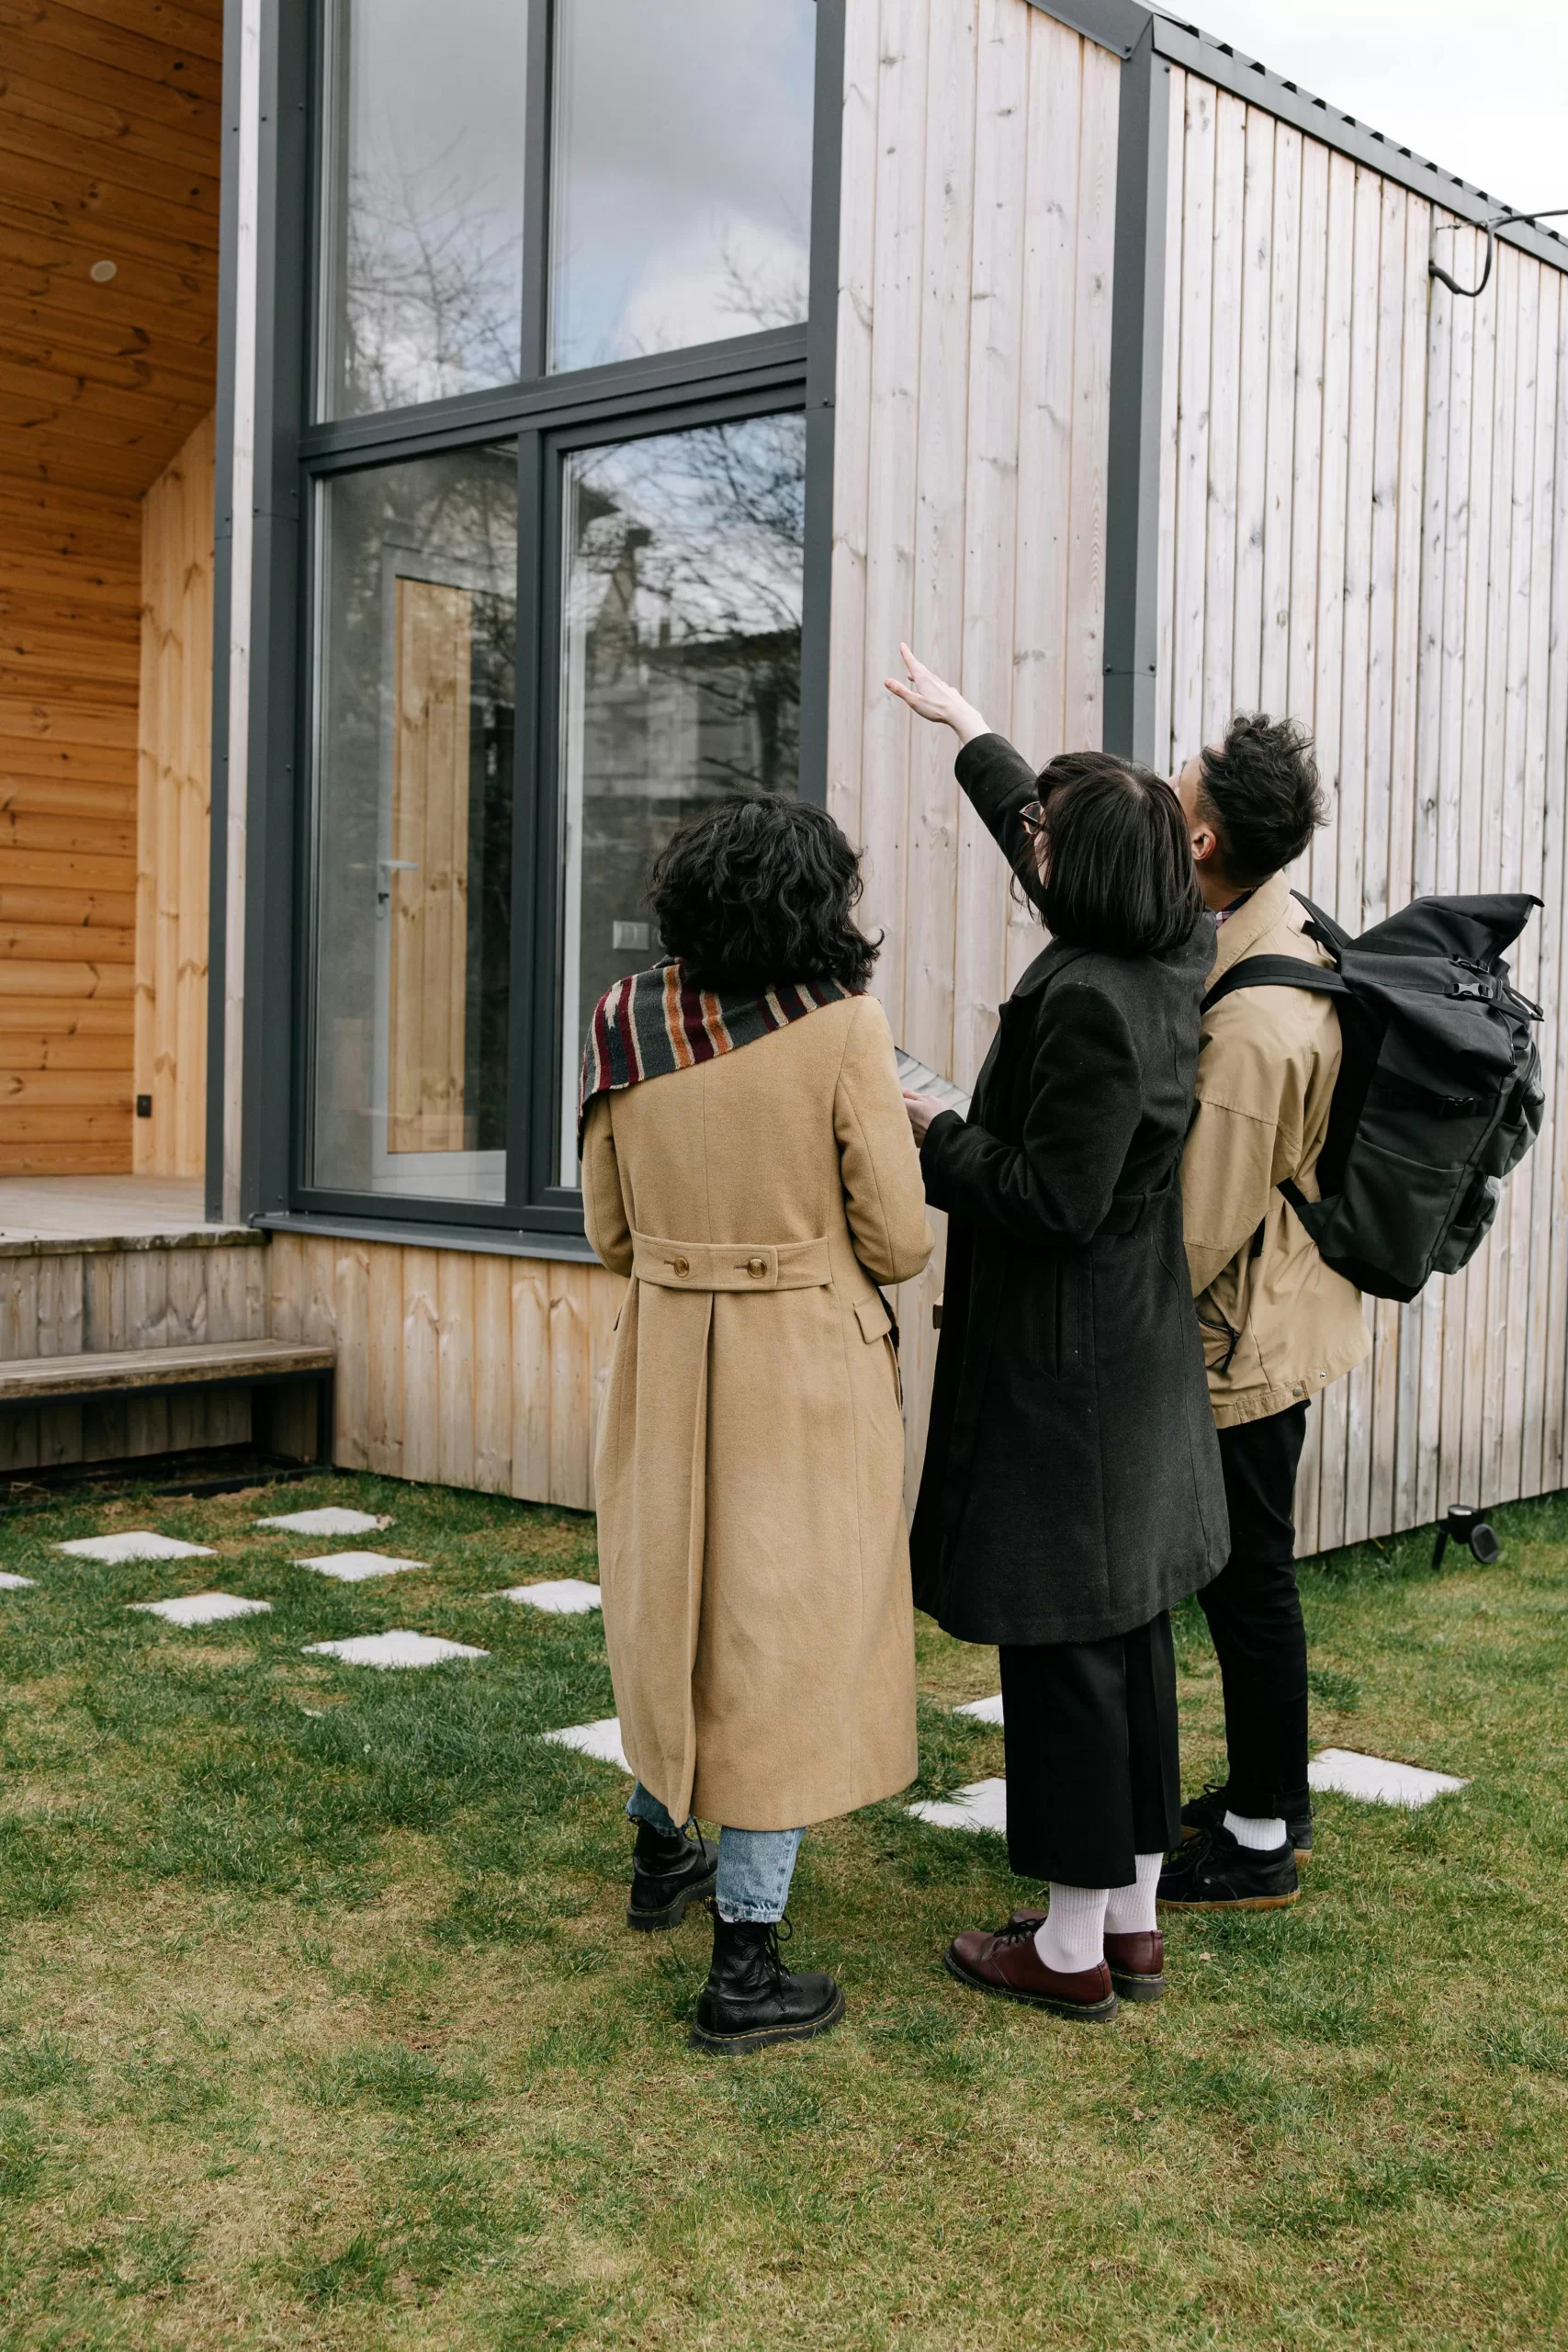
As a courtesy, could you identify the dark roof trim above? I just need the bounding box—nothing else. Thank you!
[1023,0,1568,277]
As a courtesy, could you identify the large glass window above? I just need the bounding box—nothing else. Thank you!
[320,0,529,416]
[298,0,824,1227]
[309,446,517,1201]
[549,0,816,372]
[555,411,807,1178]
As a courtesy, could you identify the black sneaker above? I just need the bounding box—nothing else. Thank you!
[626,1817,718,1930]
[1180,1781,1313,1865]
[1157,1821,1299,1911]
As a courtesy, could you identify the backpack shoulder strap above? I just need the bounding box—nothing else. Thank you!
[1289,888,1353,956]
[1201,955,1349,1016]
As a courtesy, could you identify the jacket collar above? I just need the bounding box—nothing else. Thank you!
[1206,867,1292,983]
[1011,935,1091,1000]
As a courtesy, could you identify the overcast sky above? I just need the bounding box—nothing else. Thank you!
[1168,0,1568,216]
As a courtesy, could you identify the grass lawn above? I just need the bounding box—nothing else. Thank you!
[0,1470,1564,2350]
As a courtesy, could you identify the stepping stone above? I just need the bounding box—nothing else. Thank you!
[543,1717,630,1773]
[256,1507,390,1536]
[0,1573,35,1591]
[56,1532,215,1564]
[501,1578,602,1614]
[293,1551,427,1583]
[956,1693,1004,1724]
[130,1592,272,1628]
[908,1777,1009,1835]
[1308,1747,1469,1808]
[302,1630,488,1669]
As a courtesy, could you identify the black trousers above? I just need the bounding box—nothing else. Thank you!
[998,1613,1180,1888]
[1198,1399,1311,1818]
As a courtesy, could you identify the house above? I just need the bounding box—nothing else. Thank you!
[3,0,1566,1556]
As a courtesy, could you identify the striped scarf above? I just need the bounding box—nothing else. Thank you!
[578,959,858,1149]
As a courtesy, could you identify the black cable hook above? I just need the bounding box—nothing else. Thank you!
[1430,207,1568,300]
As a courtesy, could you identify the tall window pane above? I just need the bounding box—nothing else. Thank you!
[557,411,806,1180]
[549,0,816,374]
[321,0,527,418]
[310,447,516,1203]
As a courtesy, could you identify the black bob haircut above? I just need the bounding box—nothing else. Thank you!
[649,794,880,992]
[1198,712,1327,888]
[1032,750,1205,957]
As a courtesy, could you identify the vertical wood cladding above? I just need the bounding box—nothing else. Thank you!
[1155,67,1568,1549]
[829,0,1122,1494]
[136,413,214,1179]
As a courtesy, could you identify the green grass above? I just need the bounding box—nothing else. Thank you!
[0,1468,1564,2347]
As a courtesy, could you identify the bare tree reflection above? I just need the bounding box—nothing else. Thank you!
[337,149,524,414]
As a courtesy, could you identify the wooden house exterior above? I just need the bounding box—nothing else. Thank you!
[4,0,1568,1552]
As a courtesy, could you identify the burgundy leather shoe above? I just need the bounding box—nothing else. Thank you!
[944,1920,1118,2020]
[1104,1929,1165,2002]
[1005,1912,1167,2003]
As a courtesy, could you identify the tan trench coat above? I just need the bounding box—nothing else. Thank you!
[581,993,934,1831]
[1182,870,1371,1427]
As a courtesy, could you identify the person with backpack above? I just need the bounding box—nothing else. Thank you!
[1153,717,1368,1914]
[1158,715,1544,1912]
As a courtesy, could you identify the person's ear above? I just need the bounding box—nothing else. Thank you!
[1189,813,1221,870]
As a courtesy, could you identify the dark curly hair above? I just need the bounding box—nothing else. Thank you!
[649,795,880,992]
[1198,712,1327,888]
[1032,750,1205,956]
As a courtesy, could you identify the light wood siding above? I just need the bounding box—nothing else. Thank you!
[1156,68,1568,1547]
[0,1236,264,1471]
[829,0,1121,1487]
[264,1235,625,1510]
[136,413,213,1177]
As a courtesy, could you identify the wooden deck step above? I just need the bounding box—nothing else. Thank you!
[0,1338,334,1405]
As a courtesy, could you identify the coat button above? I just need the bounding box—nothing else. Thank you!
[747,1256,767,1278]
[672,1257,690,1277]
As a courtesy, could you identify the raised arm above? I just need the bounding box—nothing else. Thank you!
[835,997,935,1285]
[885,641,1044,911]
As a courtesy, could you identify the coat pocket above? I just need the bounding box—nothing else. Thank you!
[854,1292,901,1407]
[1053,1257,1081,1377]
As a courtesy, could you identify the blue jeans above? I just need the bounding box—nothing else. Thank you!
[627,1782,804,1923]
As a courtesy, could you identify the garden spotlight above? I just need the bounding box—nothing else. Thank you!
[1432,1504,1500,1572]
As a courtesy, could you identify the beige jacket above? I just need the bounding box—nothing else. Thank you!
[1182,869,1371,1429]
[582,992,933,1830]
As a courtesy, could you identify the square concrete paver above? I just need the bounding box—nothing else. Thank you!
[0,1573,36,1591]
[543,1717,631,1772]
[1308,1748,1469,1807]
[501,1579,602,1614]
[256,1508,391,1535]
[303,1630,488,1668]
[294,1551,427,1582]
[130,1592,273,1628]
[908,1778,1010,1835]
[57,1532,215,1563]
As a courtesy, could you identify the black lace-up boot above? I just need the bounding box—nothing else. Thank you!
[626,1817,718,1930]
[690,1915,845,2052]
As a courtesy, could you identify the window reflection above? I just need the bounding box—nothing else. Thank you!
[549,0,816,374]
[557,412,807,1180]
[310,447,517,1201]
[321,0,527,417]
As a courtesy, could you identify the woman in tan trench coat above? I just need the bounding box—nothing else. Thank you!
[581,796,932,2052]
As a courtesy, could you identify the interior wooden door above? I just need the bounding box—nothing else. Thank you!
[388,576,473,1154]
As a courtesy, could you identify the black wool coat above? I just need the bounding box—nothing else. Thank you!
[910,734,1229,1647]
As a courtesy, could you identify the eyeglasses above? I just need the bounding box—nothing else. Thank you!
[1019,799,1048,838]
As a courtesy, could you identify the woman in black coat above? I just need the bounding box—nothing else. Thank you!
[887,644,1227,2022]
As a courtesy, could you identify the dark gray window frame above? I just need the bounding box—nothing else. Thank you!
[209,0,845,1250]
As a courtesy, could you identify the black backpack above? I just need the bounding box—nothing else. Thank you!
[1202,892,1545,1304]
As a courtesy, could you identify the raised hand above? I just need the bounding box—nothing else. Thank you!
[884,643,992,745]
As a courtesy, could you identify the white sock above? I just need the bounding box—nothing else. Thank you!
[1224,1808,1287,1851]
[1034,1883,1109,1974]
[1104,1852,1164,1936]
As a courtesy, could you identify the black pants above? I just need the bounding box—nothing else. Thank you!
[998,1613,1180,1887]
[1198,1399,1311,1818]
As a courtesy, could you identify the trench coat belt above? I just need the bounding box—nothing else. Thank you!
[630,1230,832,1293]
